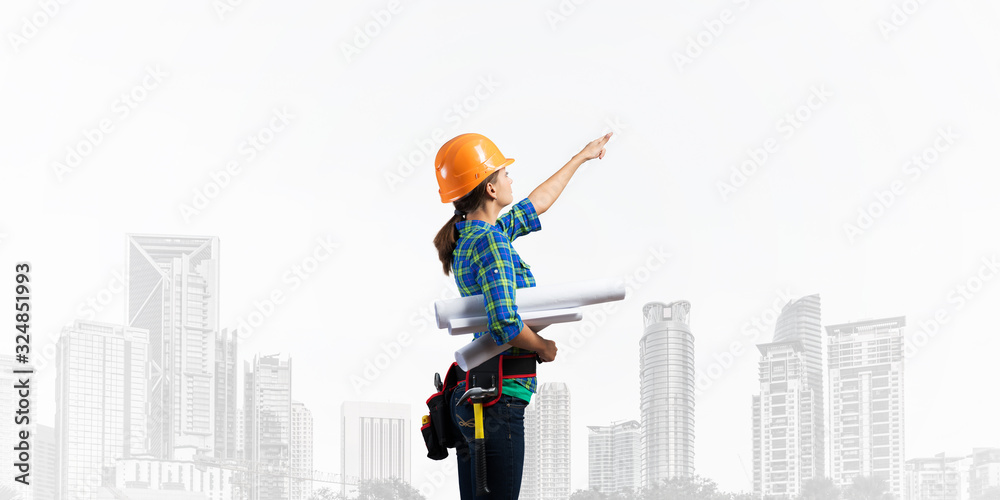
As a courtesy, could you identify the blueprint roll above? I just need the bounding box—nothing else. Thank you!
[446,308,583,336]
[435,278,626,331]
[455,335,510,371]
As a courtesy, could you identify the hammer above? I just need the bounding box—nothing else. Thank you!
[458,381,498,496]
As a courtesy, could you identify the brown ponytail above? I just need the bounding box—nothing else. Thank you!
[433,170,502,275]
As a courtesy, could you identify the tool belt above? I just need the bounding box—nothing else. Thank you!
[421,354,537,460]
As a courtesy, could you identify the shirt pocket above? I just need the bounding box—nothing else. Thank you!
[514,256,534,286]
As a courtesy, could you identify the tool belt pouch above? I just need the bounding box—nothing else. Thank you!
[422,395,449,460]
[422,363,465,460]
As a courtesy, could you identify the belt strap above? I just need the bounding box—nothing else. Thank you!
[457,354,537,389]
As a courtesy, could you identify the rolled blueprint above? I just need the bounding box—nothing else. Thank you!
[453,310,582,370]
[455,335,511,372]
[447,308,583,336]
[435,278,626,332]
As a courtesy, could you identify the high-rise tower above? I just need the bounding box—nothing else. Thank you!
[827,317,905,500]
[523,382,572,500]
[640,301,695,485]
[588,420,641,493]
[753,294,824,497]
[56,321,149,500]
[126,234,220,458]
[244,354,293,500]
[291,402,314,500]
[215,327,238,460]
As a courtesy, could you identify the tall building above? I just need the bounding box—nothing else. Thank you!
[215,328,239,460]
[523,382,572,500]
[773,295,824,408]
[34,424,58,500]
[244,354,293,500]
[291,402,315,500]
[588,420,641,494]
[827,317,905,500]
[126,234,220,459]
[56,321,149,500]
[753,341,820,498]
[340,401,410,495]
[753,294,824,498]
[968,448,1000,499]
[589,426,613,494]
[640,301,695,486]
[905,454,972,500]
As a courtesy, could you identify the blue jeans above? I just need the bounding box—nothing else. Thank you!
[449,381,528,499]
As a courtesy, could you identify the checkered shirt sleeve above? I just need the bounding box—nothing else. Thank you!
[495,197,542,242]
[472,230,524,346]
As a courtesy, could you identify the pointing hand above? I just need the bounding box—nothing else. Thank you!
[578,132,612,161]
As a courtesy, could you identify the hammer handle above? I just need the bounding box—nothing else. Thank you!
[474,437,489,496]
[472,401,489,494]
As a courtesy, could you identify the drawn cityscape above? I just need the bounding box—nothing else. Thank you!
[5,234,998,500]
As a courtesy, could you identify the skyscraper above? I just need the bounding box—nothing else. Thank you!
[640,301,695,485]
[753,341,819,497]
[753,294,824,498]
[827,317,905,500]
[56,321,149,500]
[588,420,641,494]
[244,354,293,500]
[126,234,220,459]
[340,401,410,494]
[291,402,315,500]
[215,328,238,460]
[523,382,572,500]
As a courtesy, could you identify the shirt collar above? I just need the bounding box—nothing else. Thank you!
[457,219,494,236]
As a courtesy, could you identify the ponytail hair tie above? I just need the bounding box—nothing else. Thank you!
[454,209,465,218]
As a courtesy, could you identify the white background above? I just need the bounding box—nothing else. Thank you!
[2,0,999,497]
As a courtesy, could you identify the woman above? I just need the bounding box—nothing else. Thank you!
[432,131,612,498]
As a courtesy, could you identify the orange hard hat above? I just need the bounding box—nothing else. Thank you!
[435,133,514,203]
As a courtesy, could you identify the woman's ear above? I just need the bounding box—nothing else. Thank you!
[484,181,498,201]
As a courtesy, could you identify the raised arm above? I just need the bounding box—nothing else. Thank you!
[527,132,612,215]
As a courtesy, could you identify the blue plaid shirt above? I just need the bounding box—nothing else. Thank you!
[452,197,542,394]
